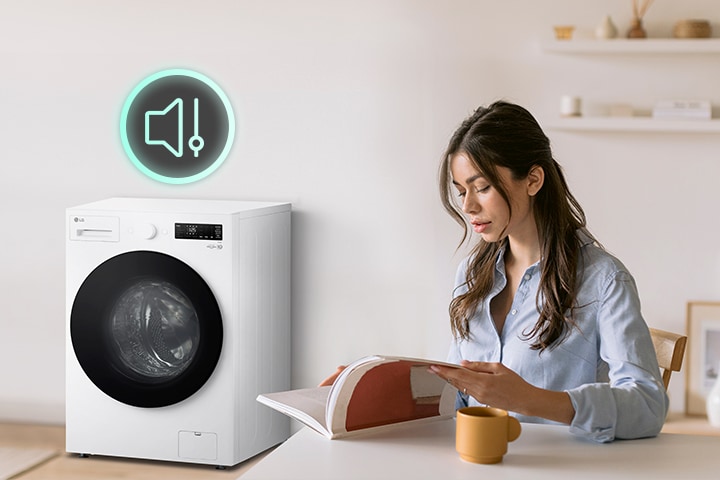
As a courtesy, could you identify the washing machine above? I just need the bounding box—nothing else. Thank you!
[66,197,291,467]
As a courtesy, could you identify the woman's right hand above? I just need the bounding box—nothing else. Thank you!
[318,365,347,387]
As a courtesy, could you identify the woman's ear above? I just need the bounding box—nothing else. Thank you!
[527,165,544,196]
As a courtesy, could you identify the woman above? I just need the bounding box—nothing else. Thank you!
[428,100,667,442]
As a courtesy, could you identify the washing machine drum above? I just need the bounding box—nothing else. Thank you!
[71,251,223,408]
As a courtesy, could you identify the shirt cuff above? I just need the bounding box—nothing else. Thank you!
[566,384,617,443]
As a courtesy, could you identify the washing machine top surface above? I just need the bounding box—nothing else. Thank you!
[68,197,290,217]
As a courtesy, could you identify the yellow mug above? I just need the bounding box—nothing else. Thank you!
[455,406,522,464]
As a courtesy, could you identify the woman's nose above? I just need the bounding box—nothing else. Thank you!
[462,194,479,214]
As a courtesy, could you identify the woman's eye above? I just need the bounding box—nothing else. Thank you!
[476,185,490,193]
[456,191,466,198]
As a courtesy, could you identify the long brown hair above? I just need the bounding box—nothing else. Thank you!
[439,101,592,351]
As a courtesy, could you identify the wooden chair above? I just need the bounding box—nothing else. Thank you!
[649,328,688,391]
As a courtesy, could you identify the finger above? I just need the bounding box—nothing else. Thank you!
[430,365,468,389]
[428,365,456,380]
[318,365,347,387]
[430,366,474,397]
[459,360,498,373]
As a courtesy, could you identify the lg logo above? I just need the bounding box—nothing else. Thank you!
[120,69,235,184]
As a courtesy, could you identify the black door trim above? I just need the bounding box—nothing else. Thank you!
[71,250,223,408]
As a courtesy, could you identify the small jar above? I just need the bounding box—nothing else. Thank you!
[560,96,582,117]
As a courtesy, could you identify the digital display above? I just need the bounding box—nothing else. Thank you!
[175,223,223,240]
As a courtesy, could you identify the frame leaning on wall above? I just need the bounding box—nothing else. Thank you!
[686,301,720,416]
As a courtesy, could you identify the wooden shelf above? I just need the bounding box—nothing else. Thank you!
[541,38,720,54]
[545,116,720,133]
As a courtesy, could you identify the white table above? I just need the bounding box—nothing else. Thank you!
[241,418,720,479]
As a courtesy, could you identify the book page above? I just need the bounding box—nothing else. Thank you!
[257,386,332,437]
[327,357,459,436]
[409,365,448,403]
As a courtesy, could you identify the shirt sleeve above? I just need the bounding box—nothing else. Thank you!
[566,270,668,442]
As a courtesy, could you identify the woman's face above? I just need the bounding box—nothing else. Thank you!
[450,152,537,244]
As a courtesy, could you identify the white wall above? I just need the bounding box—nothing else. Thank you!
[1,0,718,423]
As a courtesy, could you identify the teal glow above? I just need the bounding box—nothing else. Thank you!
[120,69,235,185]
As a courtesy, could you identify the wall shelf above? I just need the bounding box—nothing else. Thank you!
[541,37,720,134]
[545,117,720,133]
[541,38,720,54]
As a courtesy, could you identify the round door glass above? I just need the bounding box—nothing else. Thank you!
[111,279,199,381]
[70,250,223,408]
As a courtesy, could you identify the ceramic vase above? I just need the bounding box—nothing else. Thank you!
[707,363,720,427]
[595,15,618,39]
[627,17,647,38]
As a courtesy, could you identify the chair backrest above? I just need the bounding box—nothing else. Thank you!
[649,328,688,391]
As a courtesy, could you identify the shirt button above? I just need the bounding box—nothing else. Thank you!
[524,274,531,281]
[511,309,517,315]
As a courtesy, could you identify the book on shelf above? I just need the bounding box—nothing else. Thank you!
[256,355,460,439]
[652,100,711,120]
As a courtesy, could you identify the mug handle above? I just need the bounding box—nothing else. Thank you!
[507,417,522,442]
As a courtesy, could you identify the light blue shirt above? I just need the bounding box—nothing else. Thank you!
[447,232,668,442]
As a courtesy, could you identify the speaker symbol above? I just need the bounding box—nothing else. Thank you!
[144,97,205,158]
[120,68,235,184]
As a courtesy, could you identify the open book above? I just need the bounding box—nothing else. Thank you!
[256,355,459,439]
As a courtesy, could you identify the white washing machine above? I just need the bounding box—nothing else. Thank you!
[66,197,291,467]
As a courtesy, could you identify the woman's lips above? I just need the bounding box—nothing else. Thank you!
[472,221,489,233]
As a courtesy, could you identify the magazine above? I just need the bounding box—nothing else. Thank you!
[257,355,459,439]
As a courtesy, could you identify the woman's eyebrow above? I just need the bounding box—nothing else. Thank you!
[452,173,485,186]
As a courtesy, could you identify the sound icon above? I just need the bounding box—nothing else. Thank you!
[145,97,204,158]
[120,68,235,184]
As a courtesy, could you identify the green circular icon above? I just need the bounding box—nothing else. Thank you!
[120,69,235,184]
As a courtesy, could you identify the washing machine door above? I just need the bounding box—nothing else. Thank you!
[70,250,223,408]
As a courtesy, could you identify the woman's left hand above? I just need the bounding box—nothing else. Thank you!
[430,360,574,424]
[430,361,533,413]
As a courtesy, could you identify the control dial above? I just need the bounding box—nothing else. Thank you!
[132,223,157,240]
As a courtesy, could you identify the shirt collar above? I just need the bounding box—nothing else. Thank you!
[493,229,594,280]
[494,240,541,276]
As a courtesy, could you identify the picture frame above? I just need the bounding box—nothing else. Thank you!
[686,301,720,416]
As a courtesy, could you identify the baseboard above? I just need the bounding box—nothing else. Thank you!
[0,400,64,425]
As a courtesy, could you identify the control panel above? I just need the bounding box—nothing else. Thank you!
[174,223,223,241]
